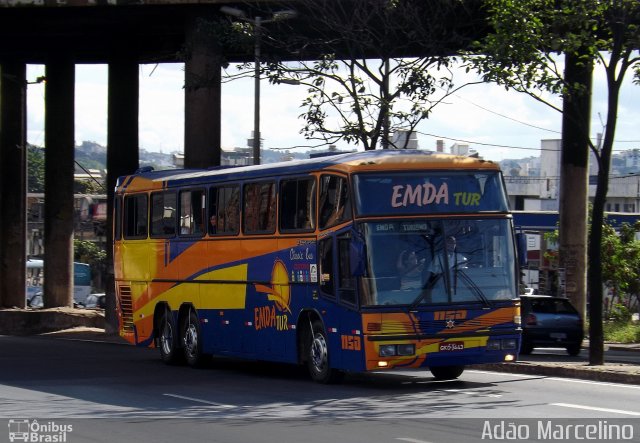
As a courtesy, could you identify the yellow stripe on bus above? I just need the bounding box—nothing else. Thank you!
[197,263,248,310]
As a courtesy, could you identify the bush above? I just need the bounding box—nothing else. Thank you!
[609,303,632,323]
[603,321,640,343]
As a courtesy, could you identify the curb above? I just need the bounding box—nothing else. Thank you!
[0,308,104,335]
[474,362,640,385]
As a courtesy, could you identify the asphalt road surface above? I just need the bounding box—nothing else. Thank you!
[1,335,639,443]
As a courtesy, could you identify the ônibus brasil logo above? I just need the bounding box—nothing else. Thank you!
[8,419,73,442]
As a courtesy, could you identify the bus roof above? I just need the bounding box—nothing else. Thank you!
[116,150,500,193]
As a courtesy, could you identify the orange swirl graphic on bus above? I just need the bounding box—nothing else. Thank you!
[254,259,292,313]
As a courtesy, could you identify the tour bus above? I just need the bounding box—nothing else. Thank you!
[113,150,521,383]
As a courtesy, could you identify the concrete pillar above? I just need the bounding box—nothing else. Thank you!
[105,58,139,333]
[44,60,75,308]
[0,61,27,308]
[184,13,222,168]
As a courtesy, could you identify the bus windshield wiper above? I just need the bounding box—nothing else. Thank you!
[410,273,441,308]
[457,269,493,308]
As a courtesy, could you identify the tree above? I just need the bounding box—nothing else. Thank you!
[226,0,486,150]
[547,215,640,316]
[28,144,45,193]
[74,240,107,291]
[601,221,640,314]
[467,0,640,365]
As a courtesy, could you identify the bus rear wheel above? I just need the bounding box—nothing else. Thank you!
[182,308,209,367]
[307,320,343,384]
[158,308,182,364]
[429,365,464,380]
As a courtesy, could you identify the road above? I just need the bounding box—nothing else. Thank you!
[1,335,639,443]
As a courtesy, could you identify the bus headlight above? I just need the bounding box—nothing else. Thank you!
[379,345,397,357]
[487,339,518,350]
[378,344,415,357]
[397,344,415,356]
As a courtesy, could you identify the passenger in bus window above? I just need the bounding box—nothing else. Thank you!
[429,236,467,275]
[209,214,217,233]
[396,247,426,289]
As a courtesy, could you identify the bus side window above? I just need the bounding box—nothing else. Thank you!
[124,194,148,239]
[179,189,205,236]
[319,175,352,229]
[337,234,357,306]
[209,185,240,235]
[319,237,335,297]
[244,181,276,234]
[280,178,315,232]
[150,191,176,237]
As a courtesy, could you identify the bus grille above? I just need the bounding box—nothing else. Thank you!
[374,315,514,334]
[119,286,134,332]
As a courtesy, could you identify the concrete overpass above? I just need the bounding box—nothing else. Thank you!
[0,0,485,326]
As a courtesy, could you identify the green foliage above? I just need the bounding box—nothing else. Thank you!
[609,303,632,323]
[548,217,640,298]
[28,144,45,193]
[74,179,105,195]
[74,240,106,268]
[601,222,640,295]
[603,321,640,343]
[234,0,478,150]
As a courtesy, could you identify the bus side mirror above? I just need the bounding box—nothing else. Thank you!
[350,233,366,277]
[516,233,527,268]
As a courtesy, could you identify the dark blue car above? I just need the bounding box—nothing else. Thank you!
[520,295,584,356]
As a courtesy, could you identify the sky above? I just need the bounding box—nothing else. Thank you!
[25,60,640,162]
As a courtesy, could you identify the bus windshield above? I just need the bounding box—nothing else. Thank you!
[359,219,517,307]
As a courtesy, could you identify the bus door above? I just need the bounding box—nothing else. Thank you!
[317,173,363,371]
[318,227,364,372]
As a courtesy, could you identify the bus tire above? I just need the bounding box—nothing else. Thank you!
[158,308,182,365]
[307,320,343,384]
[182,308,209,367]
[429,365,464,380]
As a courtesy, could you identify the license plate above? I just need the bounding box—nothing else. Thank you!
[439,341,464,352]
[550,332,567,339]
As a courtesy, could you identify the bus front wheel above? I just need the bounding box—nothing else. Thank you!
[429,365,464,380]
[158,308,182,364]
[307,320,343,384]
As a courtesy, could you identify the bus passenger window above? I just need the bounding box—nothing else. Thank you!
[150,191,176,237]
[279,178,315,232]
[244,182,276,234]
[319,237,334,297]
[209,185,240,235]
[179,189,205,236]
[124,194,148,239]
[319,175,352,229]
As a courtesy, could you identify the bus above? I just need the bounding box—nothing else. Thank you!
[26,259,92,307]
[113,150,521,383]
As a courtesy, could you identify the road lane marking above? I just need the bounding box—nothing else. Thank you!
[551,403,640,416]
[546,377,640,390]
[163,393,235,408]
[396,438,433,443]
[443,388,502,398]
[468,370,541,379]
